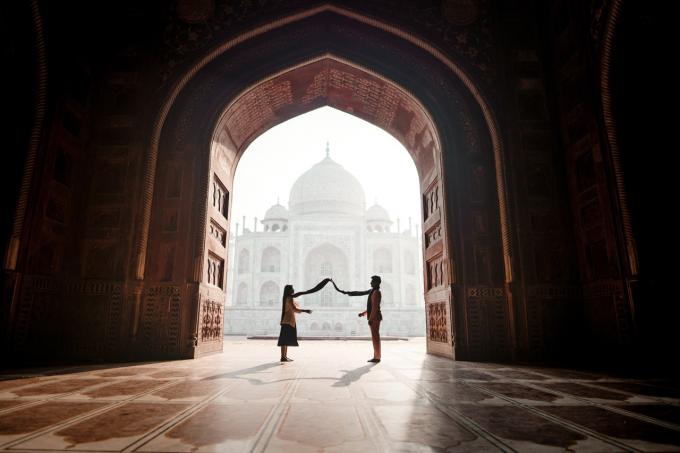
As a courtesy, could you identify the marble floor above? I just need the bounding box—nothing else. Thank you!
[1,338,679,452]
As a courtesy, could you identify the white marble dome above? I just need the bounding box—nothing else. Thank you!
[289,154,365,216]
[264,203,288,220]
[366,204,391,222]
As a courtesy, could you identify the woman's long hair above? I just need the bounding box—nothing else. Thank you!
[281,284,294,322]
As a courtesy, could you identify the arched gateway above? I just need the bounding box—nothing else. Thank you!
[4,6,527,363]
[142,6,513,360]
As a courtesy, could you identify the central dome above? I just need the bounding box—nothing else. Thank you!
[289,153,365,217]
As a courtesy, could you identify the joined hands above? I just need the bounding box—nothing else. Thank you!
[328,278,365,318]
[330,279,348,295]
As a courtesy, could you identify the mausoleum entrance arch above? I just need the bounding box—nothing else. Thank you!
[142,6,514,361]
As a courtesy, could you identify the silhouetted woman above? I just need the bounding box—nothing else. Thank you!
[278,278,330,361]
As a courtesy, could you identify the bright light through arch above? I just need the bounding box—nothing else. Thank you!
[226,106,425,337]
[230,107,421,232]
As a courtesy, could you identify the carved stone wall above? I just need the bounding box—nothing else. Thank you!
[428,302,449,343]
[2,1,646,365]
[444,93,510,361]
[486,2,584,361]
[137,285,184,357]
[544,0,634,357]
[11,276,124,360]
[464,287,508,360]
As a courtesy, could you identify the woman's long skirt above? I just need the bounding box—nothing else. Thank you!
[277,324,299,346]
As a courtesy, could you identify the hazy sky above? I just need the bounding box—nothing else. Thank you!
[231,107,422,233]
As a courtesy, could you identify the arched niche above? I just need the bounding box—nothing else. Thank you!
[144,7,511,360]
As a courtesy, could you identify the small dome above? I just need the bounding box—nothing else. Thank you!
[264,203,288,220]
[366,204,392,223]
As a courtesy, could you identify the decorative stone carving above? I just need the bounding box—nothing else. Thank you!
[465,287,508,359]
[141,285,182,355]
[427,257,445,290]
[160,3,495,85]
[211,175,229,218]
[425,226,442,248]
[207,253,224,288]
[200,299,223,342]
[209,220,226,247]
[428,302,448,343]
[423,183,440,222]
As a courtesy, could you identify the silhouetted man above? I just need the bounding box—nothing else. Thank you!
[333,276,382,362]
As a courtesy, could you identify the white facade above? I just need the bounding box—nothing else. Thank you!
[225,150,425,337]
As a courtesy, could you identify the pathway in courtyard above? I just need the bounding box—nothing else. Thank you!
[1,338,680,452]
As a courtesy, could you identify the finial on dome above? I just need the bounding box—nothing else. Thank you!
[325,141,330,158]
[277,196,280,205]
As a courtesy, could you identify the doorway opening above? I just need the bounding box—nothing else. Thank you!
[223,107,425,338]
[147,9,510,361]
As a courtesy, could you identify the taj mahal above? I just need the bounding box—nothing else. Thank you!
[225,145,425,337]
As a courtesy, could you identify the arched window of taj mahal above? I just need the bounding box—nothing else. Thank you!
[261,247,281,272]
[238,249,250,273]
[237,283,248,306]
[320,261,334,306]
[406,284,416,305]
[259,281,279,306]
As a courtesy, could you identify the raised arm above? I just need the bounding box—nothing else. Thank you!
[346,289,372,296]
[292,278,331,298]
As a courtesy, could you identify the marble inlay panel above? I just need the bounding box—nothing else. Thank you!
[374,404,484,450]
[0,401,106,445]
[0,401,26,411]
[139,403,274,452]
[0,377,43,392]
[491,369,549,380]
[277,403,365,449]
[423,382,502,404]
[80,379,169,399]
[0,339,677,452]
[614,404,680,425]
[361,382,422,402]
[453,404,612,451]
[217,380,291,403]
[9,378,107,398]
[293,379,351,401]
[541,382,631,401]
[14,402,189,451]
[96,367,160,377]
[140,380,230,401]
[594,382,680,399]
[544,406,680,451]
[476,382,562,403]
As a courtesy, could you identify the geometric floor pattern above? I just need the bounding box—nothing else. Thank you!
[1,338,679,452]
